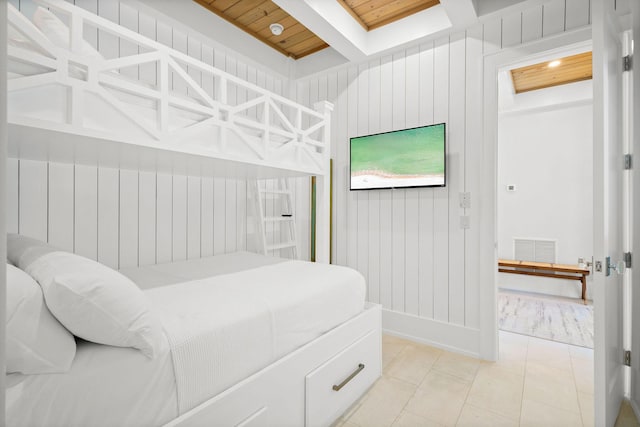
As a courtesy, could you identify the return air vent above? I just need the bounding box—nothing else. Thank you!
[514,238,556,263]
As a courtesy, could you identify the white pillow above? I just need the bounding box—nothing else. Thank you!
[6,264,76,374]
[32,6,103,60]
[7,233,57,267]
[9,234,166,359]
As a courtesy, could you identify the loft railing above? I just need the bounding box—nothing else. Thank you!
[7,0,332,175]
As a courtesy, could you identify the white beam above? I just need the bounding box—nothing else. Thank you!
[272,0,368,62]
[439,0,478,29]
[366,6,453,54]
[274,0,455,62]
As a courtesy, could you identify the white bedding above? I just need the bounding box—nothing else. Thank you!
[119,251,286,289]
[147,258,366,413]
[7,339,177,427]
[7,253,366,426]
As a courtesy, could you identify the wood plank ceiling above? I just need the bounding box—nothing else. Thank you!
[337,0,441,31]
[510,51,593,94]
[193,0,328,59]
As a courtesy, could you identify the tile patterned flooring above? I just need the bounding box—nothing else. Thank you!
[335,331,596,427]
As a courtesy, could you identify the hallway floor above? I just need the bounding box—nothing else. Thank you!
[335,331,595,427]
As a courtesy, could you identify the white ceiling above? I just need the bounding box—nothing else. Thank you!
[133,0,543,79]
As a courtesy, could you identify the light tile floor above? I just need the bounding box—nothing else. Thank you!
[617,401,640,427]
[336,331,598,427]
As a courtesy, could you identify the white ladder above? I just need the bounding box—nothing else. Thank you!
[252,178,298,259]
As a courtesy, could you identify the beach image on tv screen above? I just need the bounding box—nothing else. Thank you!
[350,124,445,190]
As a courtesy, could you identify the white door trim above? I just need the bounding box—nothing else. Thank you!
[479,27,592,361]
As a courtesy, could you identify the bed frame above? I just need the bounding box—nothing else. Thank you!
[7,0,332,262]
[7,1,380,425]
[166,303,382,427]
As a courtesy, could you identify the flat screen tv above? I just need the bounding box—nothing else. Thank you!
[350,123,446,190]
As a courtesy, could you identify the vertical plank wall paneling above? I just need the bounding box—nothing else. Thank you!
[296,0,592,331]
[119,169,139,269]
[404,46,420,318]
[378,56,393,309]
[464,25,484,329]
[366,58,381,305]
[432,35,450,324]
[8,0,592,346]
[138,171,156,266]
[7,0,299,270]
[47,163,74,252]
[97,167,119,269]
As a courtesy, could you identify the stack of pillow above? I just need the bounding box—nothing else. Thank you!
[6,234,166,375]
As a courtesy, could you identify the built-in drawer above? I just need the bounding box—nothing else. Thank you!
[305,329,381,427]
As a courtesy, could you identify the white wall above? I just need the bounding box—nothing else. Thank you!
[296,0,592,355]
[7,0,594,356]
[7,0,312,265]
[497,84,593,299]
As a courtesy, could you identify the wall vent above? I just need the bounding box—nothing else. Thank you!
[514,238,556,263]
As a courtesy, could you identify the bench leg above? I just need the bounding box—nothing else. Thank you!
[581,276,587,305]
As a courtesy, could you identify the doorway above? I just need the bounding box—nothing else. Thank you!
[494,44,596,426]
[480,7,636,423]
[496,46,595,348]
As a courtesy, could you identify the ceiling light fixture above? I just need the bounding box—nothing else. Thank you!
[548,60,561,68]
[270,23,284,36]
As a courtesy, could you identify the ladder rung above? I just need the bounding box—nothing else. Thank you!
[264,216,295,222]
[267,241,297,251]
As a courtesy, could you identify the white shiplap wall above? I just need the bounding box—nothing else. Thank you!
[7,0,312,267]
[296,0,592,349]
[7,160,252,270]
[7,0,592,354]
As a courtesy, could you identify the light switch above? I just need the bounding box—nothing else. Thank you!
[460,216,470,229]
[459,192,471,208]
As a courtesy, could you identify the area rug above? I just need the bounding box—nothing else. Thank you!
[498,292,594,348]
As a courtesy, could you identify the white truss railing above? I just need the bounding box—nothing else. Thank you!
[7,0,332,176]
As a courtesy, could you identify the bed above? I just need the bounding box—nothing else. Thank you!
[8,252,380,427]
[5,1,380,425]
[7,0,333,262]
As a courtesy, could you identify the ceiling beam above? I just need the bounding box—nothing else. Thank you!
[335,0,369,31]
[438,0,478,29]
[273,0,457,62]
[272,0,368,62]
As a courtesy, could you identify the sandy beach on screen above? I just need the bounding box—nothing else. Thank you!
[351,171,444,189]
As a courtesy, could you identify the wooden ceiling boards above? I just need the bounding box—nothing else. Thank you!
[510,51,593,94]
[193,0,329,59]
[337,0,441,31]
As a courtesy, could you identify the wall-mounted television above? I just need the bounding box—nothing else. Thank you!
[349,123,446,190]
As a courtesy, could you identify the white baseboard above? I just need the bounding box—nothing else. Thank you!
[381,309,481,359]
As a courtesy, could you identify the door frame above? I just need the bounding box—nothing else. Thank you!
[479,27,592,361]
[630,0,640,419]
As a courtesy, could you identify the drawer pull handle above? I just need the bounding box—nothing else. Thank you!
[332,363,365,391]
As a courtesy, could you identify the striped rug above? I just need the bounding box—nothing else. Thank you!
[498,291,594,348]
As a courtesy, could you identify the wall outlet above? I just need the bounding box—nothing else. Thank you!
[459,192,471,208]
[460,216,470,229]
[506,184,517,192]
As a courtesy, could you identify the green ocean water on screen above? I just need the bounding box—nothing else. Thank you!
[350,124,445,176]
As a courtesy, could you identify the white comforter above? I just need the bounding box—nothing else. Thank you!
[146,259,366,414]
[7,254,366,426]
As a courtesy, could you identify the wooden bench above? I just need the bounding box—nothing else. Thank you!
[498,259,590,304]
